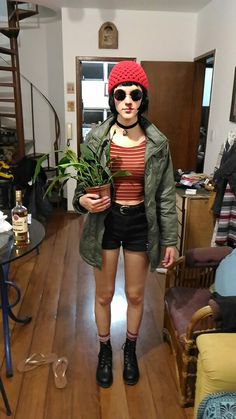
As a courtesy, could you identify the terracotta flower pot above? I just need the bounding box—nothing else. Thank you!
[85,183,111,198]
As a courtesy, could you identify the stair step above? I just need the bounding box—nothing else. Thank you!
[8,8,38,21]
[0,46,17,55]
[0,126,16,132]
[0,66,17,72]
[0,83,15,87]
[0,98,15,103]
[17,10,39,20]
[8,1,31,4]
[0,28,19,38]
[0,113,16,118]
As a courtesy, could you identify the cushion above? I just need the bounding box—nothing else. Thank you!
[185,247,232,268]
[214,248,236,296]
[194,333,236,413]
[197,392,236,419]
[165,287,211,337]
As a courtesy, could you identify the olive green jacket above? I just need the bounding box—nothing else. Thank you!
[73,115,177,272]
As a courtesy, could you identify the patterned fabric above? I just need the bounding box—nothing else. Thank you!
[215,183,236,246]
[110,139,146,201]
[108,61,149,93]
[197,392,236,419]
[212,140,236,217]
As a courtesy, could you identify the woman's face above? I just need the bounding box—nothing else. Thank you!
[113,84,143,122]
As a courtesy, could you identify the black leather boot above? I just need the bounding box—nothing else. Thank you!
[123,339,139,385]
[96,340,113,388]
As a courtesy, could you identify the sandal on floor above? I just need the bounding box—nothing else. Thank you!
[17,353,58,373]
[52,357,68,389]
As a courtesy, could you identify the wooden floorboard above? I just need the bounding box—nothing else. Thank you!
[0,209,194,419]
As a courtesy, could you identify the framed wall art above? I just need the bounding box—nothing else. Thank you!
[99,22,118,49]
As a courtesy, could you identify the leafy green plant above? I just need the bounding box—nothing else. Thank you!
[40,142,131,196]
[32,154,50,184]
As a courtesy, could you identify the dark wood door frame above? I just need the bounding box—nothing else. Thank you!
[194,49,216,170]
[75,56,135,154]
[194,49,216,64]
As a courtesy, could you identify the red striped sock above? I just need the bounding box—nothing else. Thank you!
[98,333,110,344]
[126,330,138,342]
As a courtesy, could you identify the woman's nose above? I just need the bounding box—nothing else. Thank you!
[125,94,132,103]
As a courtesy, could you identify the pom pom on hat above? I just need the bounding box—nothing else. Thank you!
[108,61,149,94]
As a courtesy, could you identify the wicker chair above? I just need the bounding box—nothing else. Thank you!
[163,246,232,407]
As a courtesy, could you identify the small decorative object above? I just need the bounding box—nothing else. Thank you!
[230,67,236,123]
[99,22,118,49]
[67,101,75,112]
[66,82,75,94]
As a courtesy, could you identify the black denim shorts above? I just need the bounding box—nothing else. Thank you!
[102,202,148,252]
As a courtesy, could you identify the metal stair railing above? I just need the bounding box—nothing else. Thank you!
[0,1,61,169]
[0,55,61,168]
[22,73,61,168]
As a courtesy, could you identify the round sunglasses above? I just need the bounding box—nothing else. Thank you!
[113,89,143,102]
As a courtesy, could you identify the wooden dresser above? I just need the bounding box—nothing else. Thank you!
[176,188,215,257]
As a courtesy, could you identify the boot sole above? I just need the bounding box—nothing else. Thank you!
[96,379,113,388]
[124,378,139,385]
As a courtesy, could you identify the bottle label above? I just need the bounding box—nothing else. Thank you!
[12,215,28,233]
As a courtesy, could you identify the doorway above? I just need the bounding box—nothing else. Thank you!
[195,50,215,172]
[75,56,135,153]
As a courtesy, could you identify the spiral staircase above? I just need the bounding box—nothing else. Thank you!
[0,0,61,171]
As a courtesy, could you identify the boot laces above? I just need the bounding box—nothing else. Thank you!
[123,341,137,366]
[99,344,112,368]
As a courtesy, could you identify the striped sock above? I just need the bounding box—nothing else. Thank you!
[126,330,138,342]
[98,333,110,344]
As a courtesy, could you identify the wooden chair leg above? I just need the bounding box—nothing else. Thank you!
[0,377,11,416]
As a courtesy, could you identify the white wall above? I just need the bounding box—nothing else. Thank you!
[61,8,197,209]
[195,0,236,174]
[18,15,65,166]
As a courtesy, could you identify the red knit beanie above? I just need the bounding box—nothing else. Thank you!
[108,61,149,94]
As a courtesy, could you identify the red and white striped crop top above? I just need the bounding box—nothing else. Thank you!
[110,139,146,201]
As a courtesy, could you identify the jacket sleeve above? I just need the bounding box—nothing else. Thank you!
[156,146,178,247]
[72,181,88,215]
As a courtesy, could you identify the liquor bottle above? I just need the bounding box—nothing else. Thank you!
[12,190,29,247]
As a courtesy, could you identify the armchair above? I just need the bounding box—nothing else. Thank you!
[163,246,232,407]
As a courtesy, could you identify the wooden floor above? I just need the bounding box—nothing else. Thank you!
[0,209,194,419]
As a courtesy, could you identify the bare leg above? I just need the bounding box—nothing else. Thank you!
[122,250,149,385]
[94,249,120,336]
[123,250,149,334]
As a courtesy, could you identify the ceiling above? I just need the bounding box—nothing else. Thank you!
[31,0,213,12]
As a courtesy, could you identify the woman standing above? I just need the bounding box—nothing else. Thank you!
[73,61,177,388]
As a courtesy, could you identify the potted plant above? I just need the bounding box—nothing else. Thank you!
[34,142,131,199]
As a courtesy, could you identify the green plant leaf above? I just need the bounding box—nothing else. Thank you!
[32,154,49,184]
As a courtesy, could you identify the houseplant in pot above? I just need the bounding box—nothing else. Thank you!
[37,143,131,199]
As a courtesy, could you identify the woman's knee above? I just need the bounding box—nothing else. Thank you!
[125,290,144,306]
[96,290,114,306]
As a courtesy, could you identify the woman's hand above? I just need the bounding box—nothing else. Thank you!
[161,246,176,268]
[79,193,111,213]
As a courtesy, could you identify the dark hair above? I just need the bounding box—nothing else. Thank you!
[108,82,149,116]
